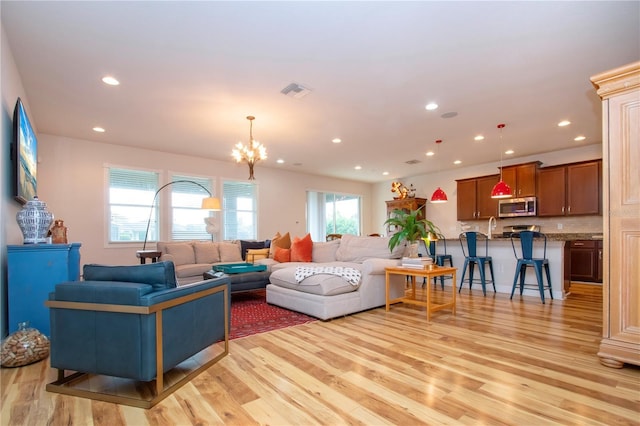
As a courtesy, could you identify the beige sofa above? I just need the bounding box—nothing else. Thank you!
[265,234,408,320]
[157,240,267,285]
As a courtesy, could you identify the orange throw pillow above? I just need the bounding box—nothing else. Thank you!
[291,233,313,262]
[274,246,291,263]
[270,232,291,259]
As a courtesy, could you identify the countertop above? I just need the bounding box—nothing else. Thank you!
[487,233,603,242]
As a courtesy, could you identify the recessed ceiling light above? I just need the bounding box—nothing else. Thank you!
[558,120,571,127]
[505,149,514,155]
[101,76,120,86]
[276,159,284,164]
[93,127,105,133]
[474,135,484,141]
[426,151,435,156]
[441,111,458,119]
[574,135,586,141]
[453,160,462,165]
[425,103,438,111]
[382,171,389,176]
[332,138,342,144]
[354,165,362,170]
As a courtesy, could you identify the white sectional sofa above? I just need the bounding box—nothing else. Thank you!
[265,234,408,320]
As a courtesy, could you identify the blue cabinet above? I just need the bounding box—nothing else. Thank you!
[7,243,81,337]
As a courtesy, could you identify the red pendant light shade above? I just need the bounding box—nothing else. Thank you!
[491,124,513,199]
[430,187,448,203]
[430,139,448,203]
[490,180,512,198]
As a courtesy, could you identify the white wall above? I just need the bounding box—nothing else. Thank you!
[2,24,36,336]
[31,134,374,267]
[372,144,603,238]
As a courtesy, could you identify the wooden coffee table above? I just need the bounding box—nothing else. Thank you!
[385,265,457,321]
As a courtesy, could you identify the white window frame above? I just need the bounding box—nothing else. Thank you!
[306,190,362,241]
[105,165,160,245]
[168,173,216,242]
[222,179,258,240]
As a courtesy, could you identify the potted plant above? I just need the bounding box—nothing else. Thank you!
[384,207,440,257]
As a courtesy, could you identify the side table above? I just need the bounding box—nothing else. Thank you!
[136,250,161,264]
[385,265,457,321]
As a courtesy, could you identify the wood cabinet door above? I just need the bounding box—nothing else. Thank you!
[570,241,598,282]
[567,161,601,215]
[476,175,499,219]
[456,179,477,220]
[502,163,538,197]
[516,164,538,197]
[537,166,566,216]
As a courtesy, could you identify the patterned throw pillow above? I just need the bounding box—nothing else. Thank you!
[291,233,313,262]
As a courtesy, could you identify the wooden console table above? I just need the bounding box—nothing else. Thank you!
[385,265,457,321]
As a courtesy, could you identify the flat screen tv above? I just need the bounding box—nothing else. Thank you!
[12,97,37,204]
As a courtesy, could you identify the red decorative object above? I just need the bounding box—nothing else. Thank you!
[491,123,513,199]
[430,187,448,203]
[430,139,448,203]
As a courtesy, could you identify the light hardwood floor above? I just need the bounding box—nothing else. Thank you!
[1,283,639,425]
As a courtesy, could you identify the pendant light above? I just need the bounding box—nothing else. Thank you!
[491,123,513,199]
[430,139,448,203]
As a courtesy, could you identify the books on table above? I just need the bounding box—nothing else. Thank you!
[401,257,433,269]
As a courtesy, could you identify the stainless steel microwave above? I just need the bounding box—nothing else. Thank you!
[498,197,537,218]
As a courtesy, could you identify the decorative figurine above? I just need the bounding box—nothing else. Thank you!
[391,181,409,199]
[50,219,68,244]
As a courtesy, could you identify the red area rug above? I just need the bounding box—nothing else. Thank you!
[230,290,316,339]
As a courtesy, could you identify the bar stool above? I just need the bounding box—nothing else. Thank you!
[510,231,553,303]
[425,233,454,289]
[458,231,496,296]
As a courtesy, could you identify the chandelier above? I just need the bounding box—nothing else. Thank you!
[232,116,267,180]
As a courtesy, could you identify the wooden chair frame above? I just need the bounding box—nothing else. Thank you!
[45,284,229,408]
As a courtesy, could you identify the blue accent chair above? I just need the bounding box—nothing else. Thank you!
[510,231,553,303]
[46,261,230,408]
[458,232,496,296]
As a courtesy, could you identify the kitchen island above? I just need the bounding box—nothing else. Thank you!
[438,233,602,301]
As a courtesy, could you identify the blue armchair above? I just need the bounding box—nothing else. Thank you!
[45,261,230,408]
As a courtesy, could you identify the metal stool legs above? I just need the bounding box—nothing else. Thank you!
[510,260,553,303]
[458,257,496,296]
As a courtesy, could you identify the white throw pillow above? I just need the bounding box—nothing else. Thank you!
[335,234,403,262]
[312,239,340,263]
[219,242,242,262]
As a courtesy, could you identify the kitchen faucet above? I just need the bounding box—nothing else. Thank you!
[487,216,496,239]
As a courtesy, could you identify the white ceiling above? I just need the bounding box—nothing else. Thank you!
[2,1,639,183]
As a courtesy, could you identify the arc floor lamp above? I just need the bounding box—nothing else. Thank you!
[141,180,221,251]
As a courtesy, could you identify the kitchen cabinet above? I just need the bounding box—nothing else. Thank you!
[537,160,602,217]
[501,161,540,197]
[570,240,602,283]
[385,197,427,234]
[456,175,499,220]
[591,61,639,368]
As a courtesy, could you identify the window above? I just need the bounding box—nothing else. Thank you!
[222,180,257,240]
[170,175,214,241]
[307,191,361,241]
[108,167,159,243]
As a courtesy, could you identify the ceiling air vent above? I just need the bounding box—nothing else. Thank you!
[281,83,312,99]
[405,159,421,165]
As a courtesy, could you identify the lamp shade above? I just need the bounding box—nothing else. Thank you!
[491,180,513,199]
[201,197,221,211]
[430,187,448,203]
